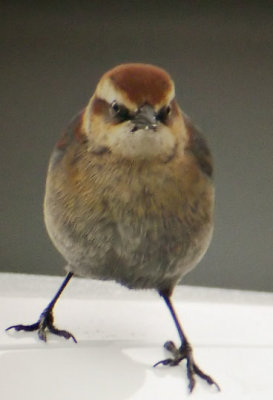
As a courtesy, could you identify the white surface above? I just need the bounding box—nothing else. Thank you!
[0,273,272,399]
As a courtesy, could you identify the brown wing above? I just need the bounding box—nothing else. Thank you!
[50,110,87,167]
[183,113,213,178]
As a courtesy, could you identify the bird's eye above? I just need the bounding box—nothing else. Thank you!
[111,101,120,113]
[156,105,171,123]
[110,101,130,122]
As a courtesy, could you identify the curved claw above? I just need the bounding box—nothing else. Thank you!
[193,363,221,392]
[153,358,177,367]
[186,357,196,393]
[48,326,77,343]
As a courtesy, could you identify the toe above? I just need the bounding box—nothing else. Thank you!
[48,326,77,343]
[6,322,40,332]
[38,328,47,342]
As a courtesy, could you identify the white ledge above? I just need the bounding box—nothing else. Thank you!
[0,272,272,399]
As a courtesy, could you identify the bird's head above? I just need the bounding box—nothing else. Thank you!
[83,63,187,160]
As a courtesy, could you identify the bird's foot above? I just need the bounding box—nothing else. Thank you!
[154,340,220,393]
[6,307,77,343]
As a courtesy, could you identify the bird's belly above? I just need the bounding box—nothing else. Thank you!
[44,156,214,291]
[46,207,212,291]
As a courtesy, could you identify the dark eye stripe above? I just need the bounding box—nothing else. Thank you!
[111,101,131,122]
[156,105,171,123]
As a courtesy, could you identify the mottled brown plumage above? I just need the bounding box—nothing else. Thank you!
[7,64,219,393]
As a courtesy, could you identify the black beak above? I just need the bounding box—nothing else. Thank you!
[131,104,157,133]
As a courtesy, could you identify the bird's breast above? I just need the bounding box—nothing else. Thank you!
[44,149,214,288]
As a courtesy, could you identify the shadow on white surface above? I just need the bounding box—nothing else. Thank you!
[1,342,146,400]
[0,340,221,400]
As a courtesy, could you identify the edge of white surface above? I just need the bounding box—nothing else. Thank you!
[0,272,272,305]
[1,272,273,399]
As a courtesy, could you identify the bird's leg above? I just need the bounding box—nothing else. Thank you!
[154,291,220,393]
[6,272,77,343]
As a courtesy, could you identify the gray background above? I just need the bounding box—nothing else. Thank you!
[1,1,272,292]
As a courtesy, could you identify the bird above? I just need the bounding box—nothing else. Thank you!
[7,63,219,392]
